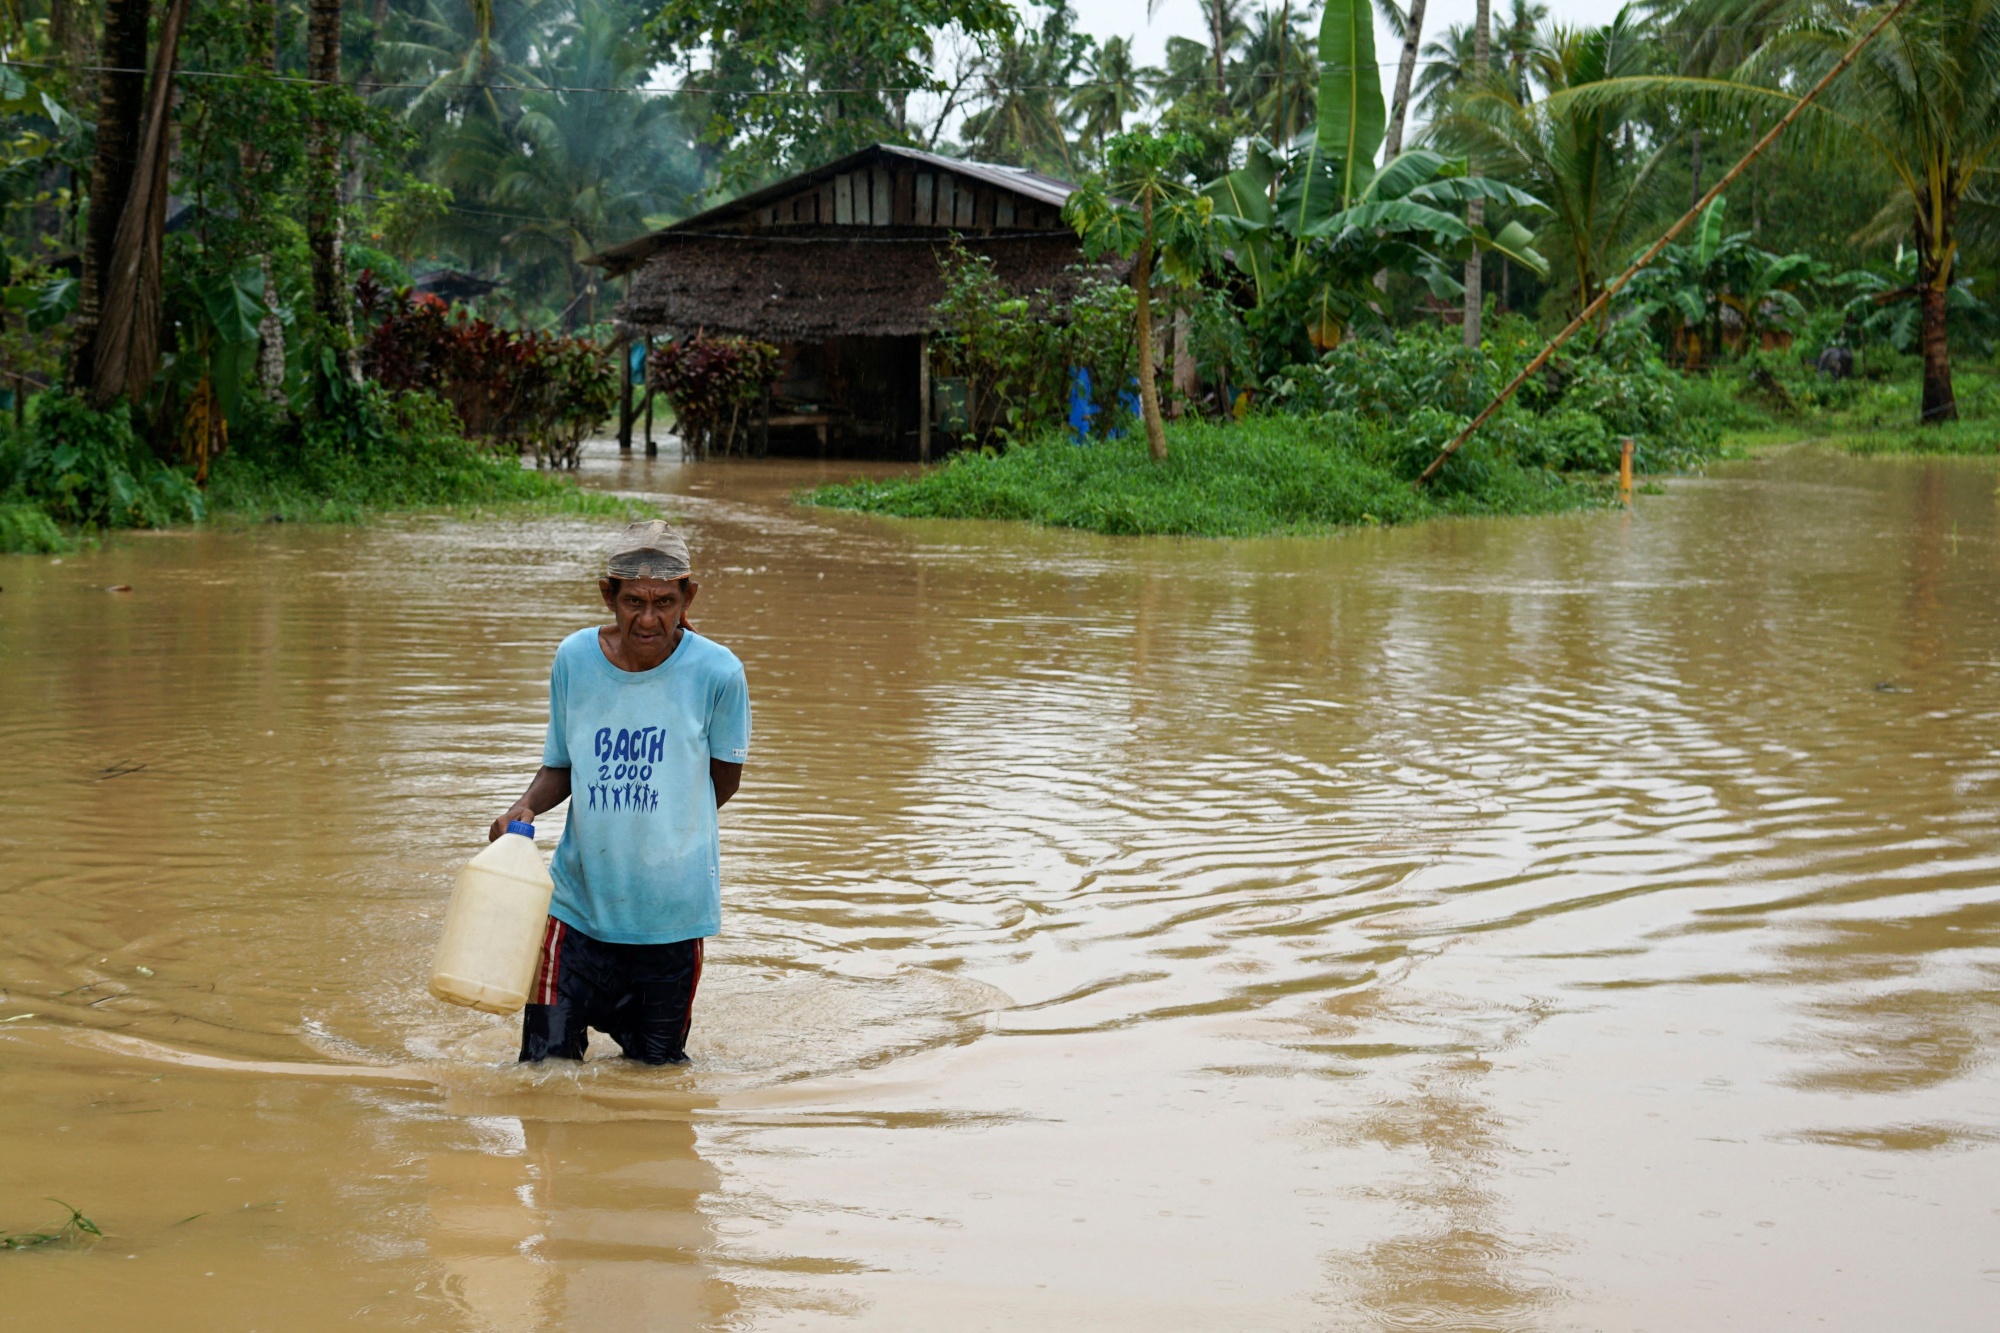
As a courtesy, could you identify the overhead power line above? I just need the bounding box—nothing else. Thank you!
[0,35,1821,101]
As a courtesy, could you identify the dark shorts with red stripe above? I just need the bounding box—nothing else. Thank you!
[519,917,705,1066]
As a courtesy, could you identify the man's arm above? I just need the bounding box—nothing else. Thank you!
[710,759,742,808]
[490,766,573,840]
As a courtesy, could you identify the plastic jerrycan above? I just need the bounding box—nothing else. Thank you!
[428,820,556,1015]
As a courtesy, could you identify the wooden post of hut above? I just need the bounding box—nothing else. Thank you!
[643,335,657,458]
[918,332,931,464]
[617,334,634,452]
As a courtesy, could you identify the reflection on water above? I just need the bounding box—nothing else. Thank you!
[3,445,1999,1329]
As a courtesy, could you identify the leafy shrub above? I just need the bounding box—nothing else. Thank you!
[1277,323,1502,420]
[1269,321,1723,474]
[1673,372,1775,431]
[929,242,1137,444]
[646,332,780,458]
[207,382,625,521]
[356,274,616,467]
[0,500,66,553]
[1,395,204,529]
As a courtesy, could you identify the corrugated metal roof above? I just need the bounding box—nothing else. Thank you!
[588,143,1080,275]
[870,144,1076,209]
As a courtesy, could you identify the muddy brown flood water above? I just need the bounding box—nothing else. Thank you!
[2,445,1998,1330]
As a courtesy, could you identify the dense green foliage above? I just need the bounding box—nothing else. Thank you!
[0,388,630,551]
[358,277,618,468]
[5,0,2000,555]
[646,333,781,458]
[930,243,1139,445]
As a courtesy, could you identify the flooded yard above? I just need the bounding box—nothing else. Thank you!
[2,445,1997,1329]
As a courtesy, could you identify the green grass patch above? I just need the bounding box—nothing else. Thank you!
[1837,418,2000,456]
[805,417,1610,539]
[2,1200,101,1250]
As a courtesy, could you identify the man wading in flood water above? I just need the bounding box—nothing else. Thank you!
[491,520,750,1065]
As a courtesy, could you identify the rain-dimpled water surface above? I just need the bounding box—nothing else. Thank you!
[2,444,1997,1330]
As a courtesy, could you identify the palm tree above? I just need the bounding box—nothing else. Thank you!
[1385,0,1430,158]
[70,0,150,395]
[1232,4,1317,148]
[1065,131,1218,460]
[1641,0,1791,208]
[372,0,560,134]
[1602,0,2000,423]
[416,0,702,324]
[1465,0,1492,346]
[307,0,358,382]
[1417,1,1546,116]
[1069,36,1153,164]
[427,2,701,326]
[1433,8,1666,317]
[960,2,1088,173]
[1202,0,1253,92]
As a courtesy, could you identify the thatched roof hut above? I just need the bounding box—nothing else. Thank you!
[586,144,1109,460]
[592,143,1102,340]
[615,232,1097,341]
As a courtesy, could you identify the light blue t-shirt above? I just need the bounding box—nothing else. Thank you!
[542,627,751,944]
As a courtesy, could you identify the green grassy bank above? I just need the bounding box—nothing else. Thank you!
[1688,357,2000,457]
[805,416,1614,539]
[0,389,639,555]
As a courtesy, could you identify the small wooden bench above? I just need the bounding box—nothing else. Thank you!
[761,410,837,454]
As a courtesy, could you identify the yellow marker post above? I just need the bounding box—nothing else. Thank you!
[1619,437,1634,506]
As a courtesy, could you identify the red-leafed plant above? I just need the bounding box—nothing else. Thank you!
[356,273,616,468]
[646,331,780,458]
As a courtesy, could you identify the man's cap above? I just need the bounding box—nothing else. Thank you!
[605,520,692,581]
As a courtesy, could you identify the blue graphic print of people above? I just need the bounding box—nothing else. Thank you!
[589,725,665,813]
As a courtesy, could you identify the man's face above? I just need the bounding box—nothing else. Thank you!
[600,576,697,651]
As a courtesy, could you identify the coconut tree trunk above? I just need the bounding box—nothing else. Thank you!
[244,0,287,403]
[1916,196,1958,424]
[1209,0,1227,94]
[83,0,190,408]
[50,0,98,109]
[1134,194,1167,461]
[1463,0,1491,348]
[70,0,151,393]
[1384,0,1428,158]
[307,0,360,385]
[1688,125,1702,210]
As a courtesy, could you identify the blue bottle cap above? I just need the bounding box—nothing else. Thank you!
[507,820,535,839]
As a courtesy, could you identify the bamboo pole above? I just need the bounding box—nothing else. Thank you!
[1414,0,1915,489]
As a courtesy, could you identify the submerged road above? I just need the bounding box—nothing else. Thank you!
[2,443,1996,1329]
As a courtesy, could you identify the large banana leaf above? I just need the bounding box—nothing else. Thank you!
[1692,195,1727,269]
[1277,150,1349,245]
[1310,198,1473,241]
[1406,176,1550,213]
[1358,150,1452,205]
[1755,252,1817,291]
[1201,147,1278,296]
[1203,138,1280,221]
[1669,287,1706,325]
[1316,0,1385,207]
[1476,220,1550,277]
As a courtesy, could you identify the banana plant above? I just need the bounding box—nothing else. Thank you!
[163,264,271,483]
[1622,196,1817,366]
[1202,0,1549,356]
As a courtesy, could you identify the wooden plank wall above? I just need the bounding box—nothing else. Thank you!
[749,165,1064,231]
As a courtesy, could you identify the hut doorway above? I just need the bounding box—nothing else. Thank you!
[758,335,926,460]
